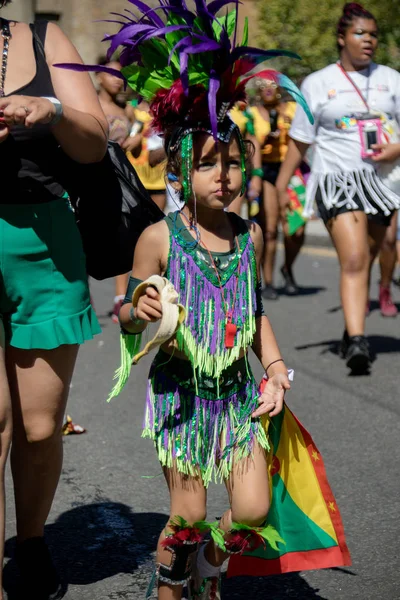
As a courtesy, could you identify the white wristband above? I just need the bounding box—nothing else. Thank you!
[41,96,63,125]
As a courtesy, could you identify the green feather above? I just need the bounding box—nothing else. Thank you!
[122,63,173,99]
[166,14,189,52]
[140,39,172,71]
[230,522,285,551]
[212,9,236,41]
[242,16,249,47]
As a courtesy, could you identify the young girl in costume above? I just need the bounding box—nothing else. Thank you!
[97,1,342,598]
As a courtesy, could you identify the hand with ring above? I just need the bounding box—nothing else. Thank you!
[0,95,58,130]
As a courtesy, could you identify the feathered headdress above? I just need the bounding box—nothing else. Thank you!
[56,0,313,200]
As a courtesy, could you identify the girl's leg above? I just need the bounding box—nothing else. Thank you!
[202,442,270,569]
[327,211,372,337]
[260,181,279,296]
[283,225,305,273]
[6,344,79,542]
[0,323,12,600]
[157,465,207,600]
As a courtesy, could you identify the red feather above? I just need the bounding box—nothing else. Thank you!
[225,529,267,555]
[161,525,204,548]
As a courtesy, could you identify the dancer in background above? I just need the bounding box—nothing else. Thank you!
[248,77,304,299]
[277,3,400,373]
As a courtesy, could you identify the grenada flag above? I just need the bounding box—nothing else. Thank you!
[228,384,351,577]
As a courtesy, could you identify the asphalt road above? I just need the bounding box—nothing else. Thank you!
[3,247,400,600]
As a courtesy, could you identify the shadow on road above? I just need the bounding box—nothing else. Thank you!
[295,334,400,357]
[277,285,327,297]
[3,502,167,597]
[222,572,330,599]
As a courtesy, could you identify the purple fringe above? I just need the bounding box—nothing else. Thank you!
[168,235,256,355]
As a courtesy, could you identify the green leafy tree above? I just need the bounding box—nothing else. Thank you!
[255,0,400,82]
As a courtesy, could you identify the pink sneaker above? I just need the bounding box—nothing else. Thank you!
[379,285,398,318]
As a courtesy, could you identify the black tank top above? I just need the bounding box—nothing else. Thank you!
[0,20,65,204]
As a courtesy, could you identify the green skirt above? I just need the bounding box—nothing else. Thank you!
[143,350,269,487]
[0,197,100,349]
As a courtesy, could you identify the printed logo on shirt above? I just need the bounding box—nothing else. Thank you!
[335,116,358,130]
[328,89,337,99]
[376,84,389,92]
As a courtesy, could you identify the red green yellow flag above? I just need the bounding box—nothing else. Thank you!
[228,398,351,577]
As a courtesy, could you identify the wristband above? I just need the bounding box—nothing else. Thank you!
[41,96,63,125]
[265,358,284,376]
[251,167,263,178]
[129,306,145,326]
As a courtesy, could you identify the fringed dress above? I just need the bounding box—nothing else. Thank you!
[143,212,268,487]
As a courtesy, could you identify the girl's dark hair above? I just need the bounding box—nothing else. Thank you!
[337,3,377,52]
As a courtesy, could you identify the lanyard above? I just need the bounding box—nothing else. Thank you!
[337,62,371,112]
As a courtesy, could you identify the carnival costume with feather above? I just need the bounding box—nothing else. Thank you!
[57,1,352,593]
[76,0,313,485]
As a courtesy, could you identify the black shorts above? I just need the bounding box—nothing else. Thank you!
[262,162,281,185]
[316,187,394,227]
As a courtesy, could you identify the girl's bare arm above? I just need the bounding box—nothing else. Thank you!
[119,221,169,333]
[249,222,288,377]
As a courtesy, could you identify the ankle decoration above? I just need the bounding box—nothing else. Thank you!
[156,516,226,587]
[225,522,285,555]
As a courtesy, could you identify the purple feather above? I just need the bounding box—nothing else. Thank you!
[127,0,165,26]
[107,23,156,55]
[208,70,220,140]
[182,40,221,55]
[207,0,241,15]
[109,11,134,21]
[140,24,190,43]
[54,63,125,80]
[168,35,193,65]
[180,51,189,95]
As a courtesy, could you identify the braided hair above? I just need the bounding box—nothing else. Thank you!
[337,3,377,52]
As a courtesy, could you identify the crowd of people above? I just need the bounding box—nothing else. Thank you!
[0,0,399,599]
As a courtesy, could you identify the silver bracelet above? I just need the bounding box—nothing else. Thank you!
[41,96,63,126]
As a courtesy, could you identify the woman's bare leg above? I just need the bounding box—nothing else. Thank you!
[378,212,398,287]
[261,181,279,286]
[6,344,79,542]
[327,212,371,337]
[0,323,12,600]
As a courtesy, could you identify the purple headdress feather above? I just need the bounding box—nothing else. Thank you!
[54,0,314,141]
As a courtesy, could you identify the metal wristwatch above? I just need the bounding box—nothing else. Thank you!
[41,96,63,125]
